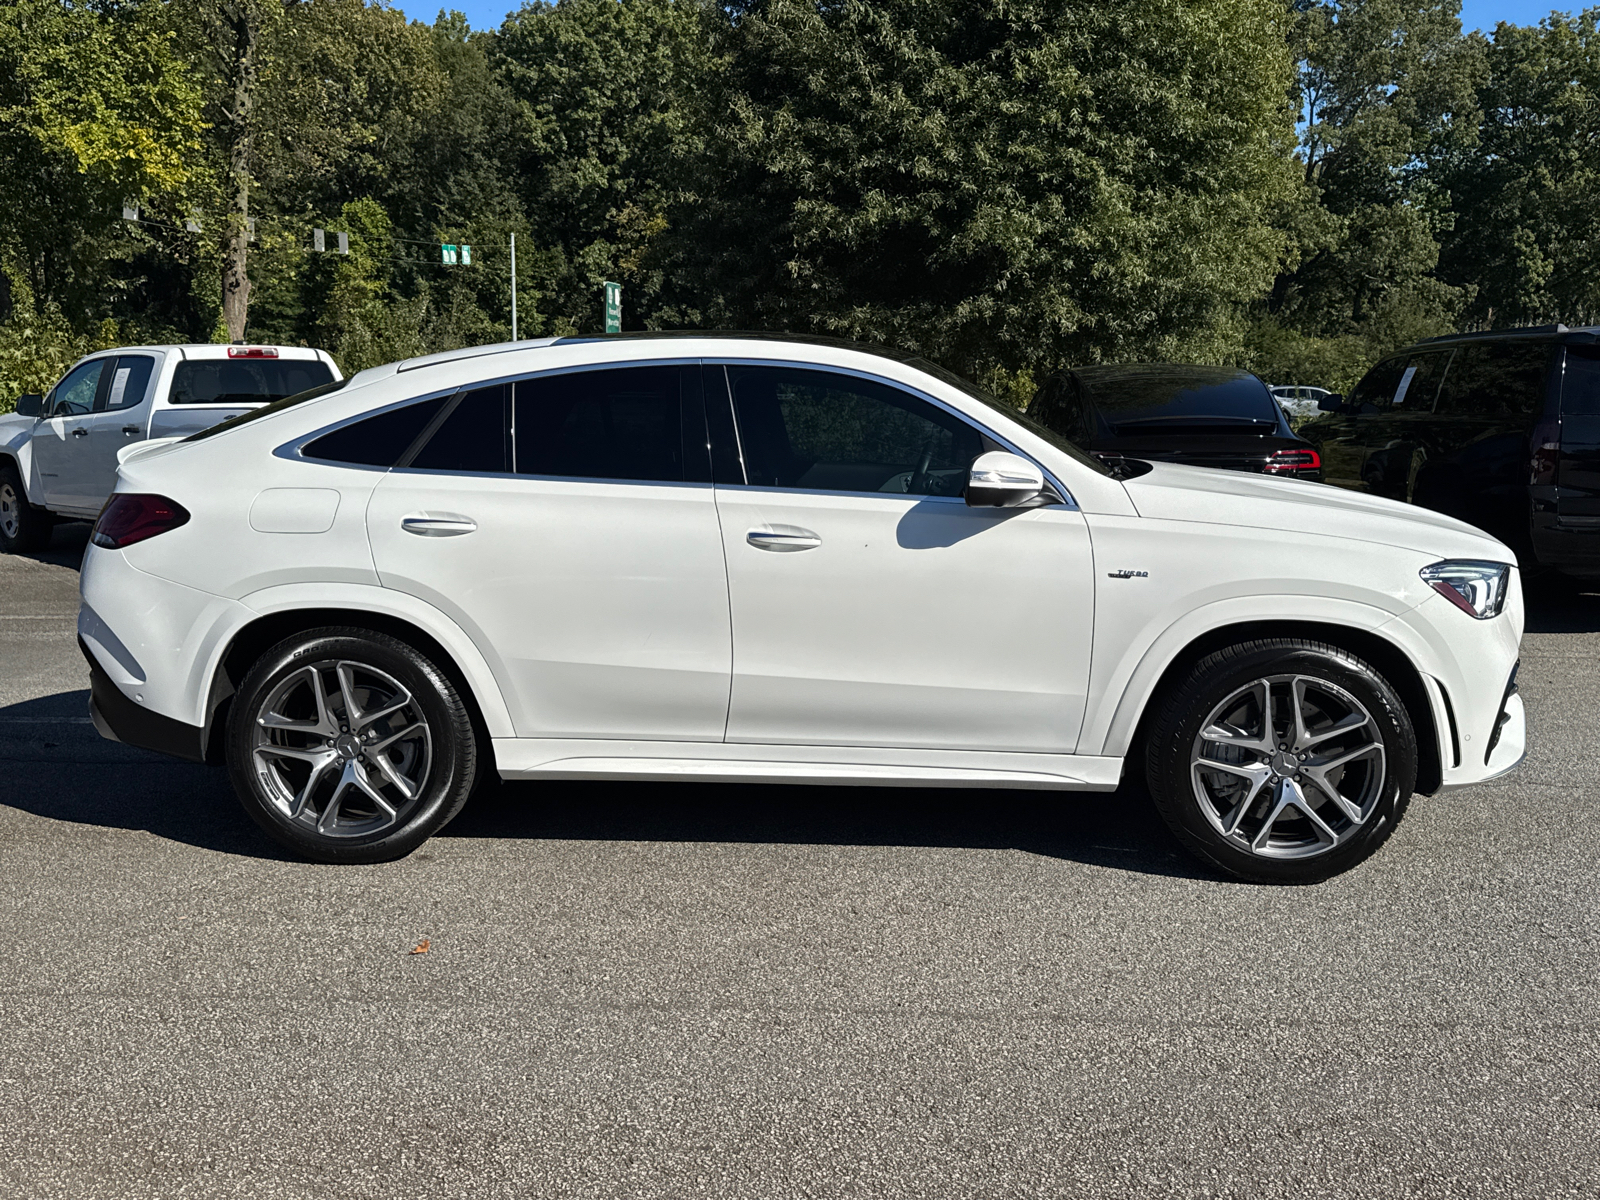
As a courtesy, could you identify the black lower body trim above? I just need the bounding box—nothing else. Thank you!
[80,636,206,763]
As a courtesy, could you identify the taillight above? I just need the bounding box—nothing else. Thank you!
[92,494,191,548]
[1263,448,1321,476]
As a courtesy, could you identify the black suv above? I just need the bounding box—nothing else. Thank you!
[1029,364,1322,479]
[1298,325,1600,576]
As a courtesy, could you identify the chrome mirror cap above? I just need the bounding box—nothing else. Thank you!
[966,450,1044,508]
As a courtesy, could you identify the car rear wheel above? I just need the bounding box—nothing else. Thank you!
[1145,638,1417,884]
[0,461,51,554]
[227,628,480,863]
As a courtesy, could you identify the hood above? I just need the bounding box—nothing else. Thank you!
[1122,459,1512,561]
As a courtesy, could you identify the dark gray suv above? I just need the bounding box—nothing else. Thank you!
[1298,325,1600,576]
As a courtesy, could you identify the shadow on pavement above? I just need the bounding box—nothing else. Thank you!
[15,521,91,570]
[0,691,1209,879]
[1521,571,1600,634]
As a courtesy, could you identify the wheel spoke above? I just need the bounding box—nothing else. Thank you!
[290,753,339,820]
[1288,780,1340,845]
[370,721,424,753]
[318,764,358,833]
[256,744,337,766]
[1201,681,1274,753]
[1292,709,1369,753]
[353,763,399,819]
[1250,782,1297,852]
[368,751,416,802]
[1300,744,1384,824]
[339,661,412,733]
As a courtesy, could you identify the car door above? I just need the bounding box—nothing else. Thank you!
[32,357,111,511]
[366,363,733,742]
[710,362,1096,754]
[1552,345,1600,532]
[78,354,159,508]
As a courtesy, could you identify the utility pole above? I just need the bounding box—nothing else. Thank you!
[510,232,518,341]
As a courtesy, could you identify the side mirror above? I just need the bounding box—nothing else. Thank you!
[1317,393,1345,412]
[14,393,43,418]
[966,450,1045,508]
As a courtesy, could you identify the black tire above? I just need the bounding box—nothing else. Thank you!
[227,627,480,863]
[1144,638,1417,884]
[0,460,51,554]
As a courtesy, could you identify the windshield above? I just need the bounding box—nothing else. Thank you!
[170,358,335,406]
[1071,365,1279,430]
[906,358,1112,476]
[182,378,349,443]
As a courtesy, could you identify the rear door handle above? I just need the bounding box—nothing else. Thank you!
[401,514,477,537]
[71,427,89,438]
[747,525,821,552]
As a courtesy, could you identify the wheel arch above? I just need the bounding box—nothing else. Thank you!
[201,604,513,767]
[1112,619,1444,797]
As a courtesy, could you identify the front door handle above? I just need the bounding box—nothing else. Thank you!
[401,514,477,537]
[122,425,141,436]
[71,427,89,438]
[747,525,821,552]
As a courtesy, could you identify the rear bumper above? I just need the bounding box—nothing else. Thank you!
[81,636,206,762]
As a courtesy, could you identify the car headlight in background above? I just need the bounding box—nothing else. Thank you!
[1419,560,1511,619]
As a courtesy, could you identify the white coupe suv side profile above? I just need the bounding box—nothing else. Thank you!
[78,335,1525,882]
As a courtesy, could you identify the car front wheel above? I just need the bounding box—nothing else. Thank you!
[0,461,51,554]
[227,628,480,863]
[1145,638,1418,884]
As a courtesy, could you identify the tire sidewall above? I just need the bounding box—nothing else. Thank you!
[1147,642,1417,884]
[0,461,49,554]
[227,630,476,863]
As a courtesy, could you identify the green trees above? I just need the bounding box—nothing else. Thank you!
[0,0,1596,407]
[686,0,1298,388]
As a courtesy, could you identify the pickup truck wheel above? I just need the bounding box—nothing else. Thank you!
[1145,638,1417,884]
[0,461,51,554]
[226,628,480,864]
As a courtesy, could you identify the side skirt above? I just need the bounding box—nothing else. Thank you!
[492,738,1124,792]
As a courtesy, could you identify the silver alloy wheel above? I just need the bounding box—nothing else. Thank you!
[250,659,432,838]
[0,481,19,539]
[1190,673,1386,860]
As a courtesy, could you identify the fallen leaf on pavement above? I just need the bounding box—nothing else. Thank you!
[409,938,430,955]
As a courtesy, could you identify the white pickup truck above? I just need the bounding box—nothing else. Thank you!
[1,344,340,552]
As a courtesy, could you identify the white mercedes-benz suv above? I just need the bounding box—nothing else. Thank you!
[77,335,1525,882]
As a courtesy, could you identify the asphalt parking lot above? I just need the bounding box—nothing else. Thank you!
[2,524,1597,1200]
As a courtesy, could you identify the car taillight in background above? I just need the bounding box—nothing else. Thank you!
[227,346,279,358]
[1263,448,1321,476]
[92,494,191,548]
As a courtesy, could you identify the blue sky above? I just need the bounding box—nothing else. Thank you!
[392,1,1579,34]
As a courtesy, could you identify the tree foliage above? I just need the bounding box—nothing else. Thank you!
[1,0,1596,414]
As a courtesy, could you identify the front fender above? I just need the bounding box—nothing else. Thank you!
[0,414,39,495]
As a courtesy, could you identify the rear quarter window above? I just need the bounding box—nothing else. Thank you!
[1561,347,1600,417]
[1436,343,1551,418]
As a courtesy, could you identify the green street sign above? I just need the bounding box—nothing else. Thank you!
[441,243,458,265]
[460,244,471,265]
[604,280,622,334]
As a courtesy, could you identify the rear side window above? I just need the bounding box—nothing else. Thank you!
[1070,367,1279,429]
[410,384,510,473]
[101,355,156,411]
[302,397,448,467]
[170,358,334,405]
[1561,347,1600,417]
[514,366,694,483]
[1436,343,1550,418]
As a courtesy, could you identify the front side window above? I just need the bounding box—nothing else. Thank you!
[1436,342,1551,418]
[170,358,334,405]
[1348,359,1406,412]
[725,365,983,497]
[48,359,108,417]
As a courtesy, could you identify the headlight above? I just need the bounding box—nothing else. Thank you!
[1419,560,1511,619]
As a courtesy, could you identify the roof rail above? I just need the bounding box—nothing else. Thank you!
[1418,324,1570,344]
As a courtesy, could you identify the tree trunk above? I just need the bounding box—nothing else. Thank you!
[220,2,258,343]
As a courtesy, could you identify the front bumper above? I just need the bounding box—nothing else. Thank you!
[82,636,207,762]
